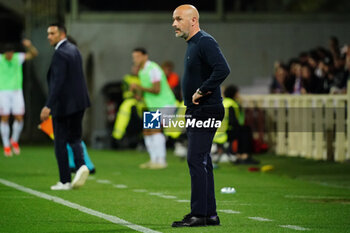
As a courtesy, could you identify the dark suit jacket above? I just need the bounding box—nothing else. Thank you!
[46,40,91,117]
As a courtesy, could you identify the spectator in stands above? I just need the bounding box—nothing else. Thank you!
[300,63,320,94]
[287,60,303,94]
[343,44,350,93]
[330,50,348,93]
[283,59,294,93]
[271,36,348,95]
[298,52,309,64]
[329,36,341,61]
[307,50,320,73]
[317,57,334,93]
[269,62,288,94]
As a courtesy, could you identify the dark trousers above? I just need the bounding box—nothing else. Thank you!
[52,110,85,183]
[186,104,224,217]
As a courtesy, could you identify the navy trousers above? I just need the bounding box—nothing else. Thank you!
[185,104,224,217]
[52,110,86,183]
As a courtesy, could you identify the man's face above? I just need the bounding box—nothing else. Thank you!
[301,66,311,79]
[47,26,63,46]
[172,9,191,39]
[4,51,14,61]
[162,66,171,76]
[132,51,147,68]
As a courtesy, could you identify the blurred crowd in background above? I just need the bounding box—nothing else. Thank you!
[270,36,350,94]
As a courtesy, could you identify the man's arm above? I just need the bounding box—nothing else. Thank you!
[192,37,230,105]
[198,37,230,94]
[45,52,68,110]
[41,52,68,121]
[130,82,160,94]
[141,81,160,94]
[130,67,162,94]
[22,39,38,60]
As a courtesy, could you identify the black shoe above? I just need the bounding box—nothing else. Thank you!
[207,215,220,226]
[172,214,206,227]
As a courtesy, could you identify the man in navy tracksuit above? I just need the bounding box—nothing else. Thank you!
[171,4,230,227]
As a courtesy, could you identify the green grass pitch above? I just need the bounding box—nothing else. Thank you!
[0,146,349,233]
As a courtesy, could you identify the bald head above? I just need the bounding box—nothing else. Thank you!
[172,4,200,41]
[176,5,199,20]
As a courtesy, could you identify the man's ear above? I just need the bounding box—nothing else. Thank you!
[191,17,197,26]
[60,32,67,40]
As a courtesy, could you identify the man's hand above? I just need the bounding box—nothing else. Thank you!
[22,39,32,48]
[130,83,141,91]
[40,106,51,121]
[192,91,202,105]
[22,38,38,60]
[192,89,211,105]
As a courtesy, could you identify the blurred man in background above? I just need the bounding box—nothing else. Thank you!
[130,48,176,169]
[41,23,90,190]
[161,60,180,91]
[0,39,38,157]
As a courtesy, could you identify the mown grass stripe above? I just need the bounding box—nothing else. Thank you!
[248,216,273,222]
[217,209,241,214]
[0,178,161,233]
[280,225,310,231]
[96,179,112,184]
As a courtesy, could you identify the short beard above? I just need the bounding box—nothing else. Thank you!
[176,31,189,40]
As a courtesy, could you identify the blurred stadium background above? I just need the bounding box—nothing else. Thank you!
[1,1,350,232]
[1,0,349,149]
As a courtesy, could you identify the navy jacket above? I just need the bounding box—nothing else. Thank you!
[182,30,230,107]
[46,40,91,117]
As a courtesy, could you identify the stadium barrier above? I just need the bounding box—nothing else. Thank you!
[242,81,349,162]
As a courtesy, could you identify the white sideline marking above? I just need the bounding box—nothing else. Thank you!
[280,225,310,231]
[248,217,273,222]
[217,209,241,214]
[114,184,127,189]
[158,195,177,199]
[176,200,190,203]
[133,189,148,193]
[307,181,350,190]
[149,192,163,196]
[0,178,161,233]
[96,179,112,184]
[285,195,349,200]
